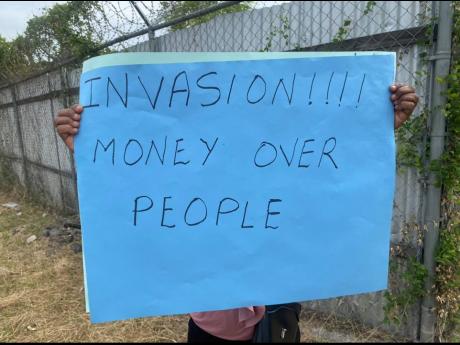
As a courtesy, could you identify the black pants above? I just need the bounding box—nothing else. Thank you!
[187,318,252,343]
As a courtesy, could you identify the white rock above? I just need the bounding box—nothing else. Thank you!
[26,325,37,331]
[2,202,19,209]
[26,235,37,244]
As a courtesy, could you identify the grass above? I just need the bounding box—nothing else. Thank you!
[0,188,400,342]
[0,189,189,342]
[299,310,404,343]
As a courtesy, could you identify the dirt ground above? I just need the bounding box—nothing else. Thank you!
[0,189,401,342]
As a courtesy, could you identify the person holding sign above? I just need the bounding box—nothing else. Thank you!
[54,83,418,343]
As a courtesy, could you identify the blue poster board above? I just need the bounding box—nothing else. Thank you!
[76,52,396,323]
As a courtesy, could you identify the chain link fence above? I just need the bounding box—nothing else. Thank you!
[0,1,453,341]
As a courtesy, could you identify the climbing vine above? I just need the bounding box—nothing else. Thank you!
[309,0,460,340]
[384,256,428,325]
[385,2,460,340]
[395,108,428,172]
[332,1,377,43]
[432,2,460,339]
[260,14,291,52]
[323,0,434,331]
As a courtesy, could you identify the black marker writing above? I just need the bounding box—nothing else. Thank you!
[272,74,296,105]
[169,71,190,107]
[216,198,240,226]
[145,137,167,165]
[318,137,338,169]
[107,73,128,108]
[279,138,299,167]
[227,74,236,104]
[241,201,254,229]
[326,72,334,104]
[247,75,267,104]
[196,72,221,107]
[308,72,316,105]
[339,72,348,106]
[93,138,115,165]
[298,139,315,168]
[265,199,282,229]
[356,73,366,107]
[200,137,219,166]
[254,141,277,168]
[83,77,101,108]
[161,196,175,228]
[184,198,208,226]
[133,196,153,226]
[138,75,164,110]
[174,138,190,166]
[123,139,144,166]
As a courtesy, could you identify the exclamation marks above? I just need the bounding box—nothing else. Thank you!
[339,72,348,107]
[306,71,366,107]
[356,73,366,108]
[326,72,334,104]
[308,72,316,105]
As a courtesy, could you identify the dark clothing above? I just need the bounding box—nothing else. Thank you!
[187,318,252,343]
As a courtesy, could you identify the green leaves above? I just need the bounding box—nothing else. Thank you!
[22,1,102,61]
[432,3,460,340]
[363,1,377,16]
[157,1,252,32]
[0,1,103,83]
[384,257,428,325]
[395,109,428,173]
[332,1,376,43]
[332,19,351,43]
[260,15,291,52]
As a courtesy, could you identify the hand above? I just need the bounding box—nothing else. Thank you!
[390,84,419,129]
[54,104,83,152]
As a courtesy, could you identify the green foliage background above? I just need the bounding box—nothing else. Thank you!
[0,1,252,83]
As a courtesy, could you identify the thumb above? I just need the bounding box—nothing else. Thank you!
[64,136,74,152]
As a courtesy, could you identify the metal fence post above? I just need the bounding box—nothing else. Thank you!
[130,0,156,51]
[419,1,453,342]
[148,30,156,52]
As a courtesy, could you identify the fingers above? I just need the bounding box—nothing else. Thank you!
[55,111,80,123]
[397,93,419,103]
[64,136,74,152]
[391,84,419,130]
[54,116,80,128]
[395,101,417,113]
[389,83,402,93]
[55,105,82,129]
[55,105,82,153]
[390,85,416,100]
[56,124,78,136]
[71,104,83,113]
[57,105,82,121]
[57,108,74,118]
[390,84,419,114]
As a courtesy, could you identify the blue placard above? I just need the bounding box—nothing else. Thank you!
[75,53,396,323]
